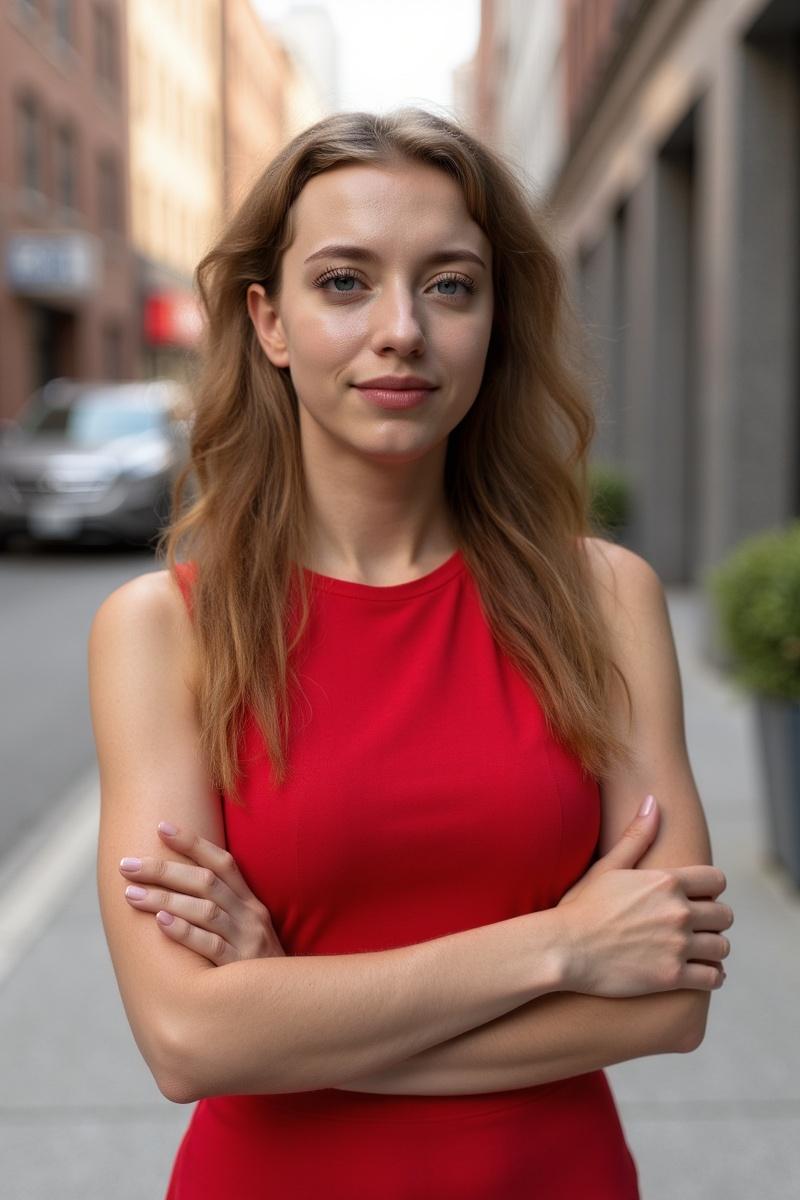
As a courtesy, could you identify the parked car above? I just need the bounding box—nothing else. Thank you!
[0,377,194,548]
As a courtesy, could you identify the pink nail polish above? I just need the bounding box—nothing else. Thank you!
[125,886,147,900]
[120,857,141,871]
[158,822,178,836]
[157,911,175,926]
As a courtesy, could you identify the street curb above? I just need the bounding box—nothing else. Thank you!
[0,767,99,988]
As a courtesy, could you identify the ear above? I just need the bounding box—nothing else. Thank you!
[246,284,290,370]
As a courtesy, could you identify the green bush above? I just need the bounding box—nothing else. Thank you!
[588,463,630,536]
[708,521,800,700]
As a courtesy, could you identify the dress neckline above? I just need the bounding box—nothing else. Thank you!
[300,548,466,600]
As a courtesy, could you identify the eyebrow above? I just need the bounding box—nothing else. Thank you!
[303,243,487,269]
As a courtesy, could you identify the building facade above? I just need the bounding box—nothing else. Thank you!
[128,0,325,380]
[475,0,800,593]
[0,0,330,415]
[127,0,223,380]
[221,0,302,215]
[0,0,136,420]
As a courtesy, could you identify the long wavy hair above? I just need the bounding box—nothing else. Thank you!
[158,106,633,803]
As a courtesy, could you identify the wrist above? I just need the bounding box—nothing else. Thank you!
[518,908,572,996]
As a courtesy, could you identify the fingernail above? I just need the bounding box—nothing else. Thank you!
[120,857,142,871]
[158,822,178,836]
[125,886,147,900]
[639,794,655,816]
[156,911,175,926]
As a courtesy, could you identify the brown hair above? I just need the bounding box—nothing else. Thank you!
[158,106,633,802]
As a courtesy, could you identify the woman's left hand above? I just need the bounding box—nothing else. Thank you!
[119,822,286,966]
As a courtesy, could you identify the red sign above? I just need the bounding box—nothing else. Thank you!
[143,292,203,348]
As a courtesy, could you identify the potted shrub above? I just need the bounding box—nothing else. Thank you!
[588,462,631,542]
[708,520,800,888]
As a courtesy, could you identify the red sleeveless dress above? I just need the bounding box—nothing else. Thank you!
[165,549,640,1199]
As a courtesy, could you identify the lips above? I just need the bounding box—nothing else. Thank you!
[355,375,436,390]
[354,381,436,411]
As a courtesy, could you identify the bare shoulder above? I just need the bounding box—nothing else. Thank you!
[580,535,664,599]
[91,567,185,627]
[90,567,199,696]
[579,536,667,644]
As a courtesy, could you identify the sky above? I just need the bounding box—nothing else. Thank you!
[252,0,481,115]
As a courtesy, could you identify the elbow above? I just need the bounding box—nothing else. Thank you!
[670,990,711,1054]
[157,1075,197,1106]
[152,1016,200,1105]
[157,1067,198,1106]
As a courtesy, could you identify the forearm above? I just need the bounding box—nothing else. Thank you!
[166,909,565,1101]
[335,988,708,1096]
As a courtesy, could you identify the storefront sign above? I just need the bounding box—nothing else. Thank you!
[143,291,203,348]
[6,232,101,298]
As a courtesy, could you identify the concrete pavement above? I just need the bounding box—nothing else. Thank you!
[1,586,798,1199]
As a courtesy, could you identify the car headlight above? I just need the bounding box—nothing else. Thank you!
[119,453,172,480]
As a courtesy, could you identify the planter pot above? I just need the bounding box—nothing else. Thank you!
[752,695,800,889]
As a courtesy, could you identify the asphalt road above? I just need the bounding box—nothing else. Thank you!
[0,537,162,870]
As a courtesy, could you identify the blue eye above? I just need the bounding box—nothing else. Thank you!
[312,269,364,294]
[312,268,476,298]
[433,276,474,296]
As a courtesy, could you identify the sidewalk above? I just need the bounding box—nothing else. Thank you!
[1,587,798,1199]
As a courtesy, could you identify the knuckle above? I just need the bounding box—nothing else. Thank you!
[662,960,683,989]
[202,899,221,923]
[670,931,689,958]
[199,867,217,892]
[220,849,237,873]
[676,904,693,932]
[210,934,227,959]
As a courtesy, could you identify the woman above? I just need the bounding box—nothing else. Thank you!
[90,108,733,1198]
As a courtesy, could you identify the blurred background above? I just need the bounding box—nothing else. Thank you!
[1,1,799,1197]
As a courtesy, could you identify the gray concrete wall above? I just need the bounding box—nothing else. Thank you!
[546,0,799,584]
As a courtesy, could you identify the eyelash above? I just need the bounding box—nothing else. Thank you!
[311,266,476,299]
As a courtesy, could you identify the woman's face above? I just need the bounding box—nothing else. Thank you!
[247,160,494,466]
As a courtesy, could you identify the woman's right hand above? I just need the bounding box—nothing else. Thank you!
[553,796,734,998]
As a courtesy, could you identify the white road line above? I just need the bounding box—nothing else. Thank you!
[0,767,99,987]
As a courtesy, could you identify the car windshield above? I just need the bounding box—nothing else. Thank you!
[22,403,166,444]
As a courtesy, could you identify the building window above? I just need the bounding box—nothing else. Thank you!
[162,193,170,256]
[138,180,149,244]
[17,94,45,195]
[133,43,146,118]
[97,153,122,232]
[160,64,169,131]
[54,0,74,46]
[94,4,118,91]
[206,2,217,52]
[54,124,79,211]
[103,322,124,380]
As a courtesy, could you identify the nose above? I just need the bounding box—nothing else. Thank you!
[368,279,426,357]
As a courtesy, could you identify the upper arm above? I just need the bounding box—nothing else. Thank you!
[89,569,223,1101]
[583,538,715,1045]
[583,537,712,865]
